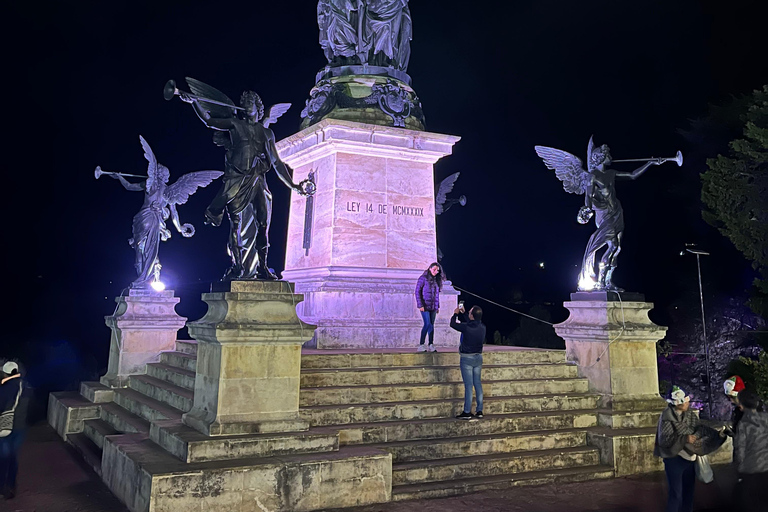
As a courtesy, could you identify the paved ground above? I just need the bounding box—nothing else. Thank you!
[1,423,739,512]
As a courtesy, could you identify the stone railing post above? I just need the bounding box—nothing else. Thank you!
[183,280,315,436]
[101,289,186,388]
[554,292,667,475]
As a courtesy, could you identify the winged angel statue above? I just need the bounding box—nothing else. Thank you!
[535,138,665,291]
[434,172,466,261]
[96,136,222,289]
[173,77,314,280]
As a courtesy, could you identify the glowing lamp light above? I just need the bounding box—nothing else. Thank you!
[538,262,545,269]
[578,276,597,291]
[151,280,166,292]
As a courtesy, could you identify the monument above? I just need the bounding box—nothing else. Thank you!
[535,140,700,474]
[95,136,221,387]
[279,0,460,348]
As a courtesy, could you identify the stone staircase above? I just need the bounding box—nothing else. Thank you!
[49,342,615,510]
[298,349,613,500]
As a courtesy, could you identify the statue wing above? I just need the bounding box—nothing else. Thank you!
[434,172,460,215]
[262,103,291,128]
[165,171,224,206]
[185,77,237,119]
[534,146,590,195]
[139,135,158,190]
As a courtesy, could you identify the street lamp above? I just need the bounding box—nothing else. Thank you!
[684,246,712,417]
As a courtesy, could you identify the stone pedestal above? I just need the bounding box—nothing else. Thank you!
[101,289,186,388]
[554,293,668,475]
[183,280,315,436]
[278,119,460,348]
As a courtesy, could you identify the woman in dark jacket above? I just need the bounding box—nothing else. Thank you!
[415,262,443,352]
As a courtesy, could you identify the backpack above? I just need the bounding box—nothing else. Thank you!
[0,380,22,437]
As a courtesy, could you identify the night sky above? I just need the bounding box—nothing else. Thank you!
[4,1,768,393]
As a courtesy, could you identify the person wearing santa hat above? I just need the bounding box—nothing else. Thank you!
[654,386,701,512]
[723,375,746,434]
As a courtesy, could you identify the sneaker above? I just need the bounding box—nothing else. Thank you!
[455,411,473,420]
[427,344,437,352]
[417,344,427,352]
[475,411,484,419]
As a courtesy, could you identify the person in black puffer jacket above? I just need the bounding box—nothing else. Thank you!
[0,361,29,500]
[450,305,486,419]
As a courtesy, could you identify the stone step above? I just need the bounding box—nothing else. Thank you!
[373,428,590,463]
[393,446,602,485]
[392,464,615,501]
[327,410,598,446]
[100,402,151,434]
[159,351,197,372]
[301,393,599,426]
[146,362,196,391]
[128,374,194,412]
[48,391,101,439]
[150,419,340,463]
[83,418,118,449]
[300,378,590,406]
[175,339,197,355]
[113,387,184,423]
[68,432,104,476]
[101,435,392,512]
[300,349,566,369]
[300,363,578,388]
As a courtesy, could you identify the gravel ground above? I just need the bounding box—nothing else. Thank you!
[1,423,738,512]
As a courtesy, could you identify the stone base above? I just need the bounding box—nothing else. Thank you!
[283,267,459,349]
[102,434,392,512]
[588,428,662,476]
[101,289,186,388]
[184,280,315,436]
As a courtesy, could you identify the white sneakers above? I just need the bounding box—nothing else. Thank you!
[427,345,437,352]
[417,345,427,352]
[417,344,437,352]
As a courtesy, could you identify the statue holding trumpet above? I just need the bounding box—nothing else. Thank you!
[535,138,683,292]
[164,77,315,280]
[95,136,222,289]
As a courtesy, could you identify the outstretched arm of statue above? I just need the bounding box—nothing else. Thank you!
[112,174,144,192]
[186,96,234,131]
[616,161,656,180]
[168,204,194,238]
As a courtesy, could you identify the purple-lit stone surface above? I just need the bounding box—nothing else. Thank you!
[278,120,461,348]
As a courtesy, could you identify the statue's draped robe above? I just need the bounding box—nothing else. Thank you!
[364,0,411,69]
[320,0,359,60]
[205,154,270,278]
[129,193,167,288]
[580,196,624,283]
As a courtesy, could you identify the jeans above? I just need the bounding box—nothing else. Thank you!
[420,310,436,344]
[459,353,483,413]
[0,429,25,492]
[663,456,695,512]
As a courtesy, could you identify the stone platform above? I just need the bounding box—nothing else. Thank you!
[48,344,655,511]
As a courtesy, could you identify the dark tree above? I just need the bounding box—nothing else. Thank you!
[701,85,768,318]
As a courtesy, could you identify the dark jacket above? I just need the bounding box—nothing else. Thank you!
[415,272,440,311]
[734,409,768,474]
[450,313,486,354]
[654,404,700,459]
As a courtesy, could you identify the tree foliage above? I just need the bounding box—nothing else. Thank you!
[701,85,768,318]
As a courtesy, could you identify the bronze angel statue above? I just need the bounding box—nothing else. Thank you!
[165,77,314,280]
[535,137,680,291]
[435,171,466,261]
[95,136,222,289]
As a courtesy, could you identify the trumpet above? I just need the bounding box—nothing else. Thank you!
[613,151,684,167]
[94,166,145,180]
[163,79,245,111]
